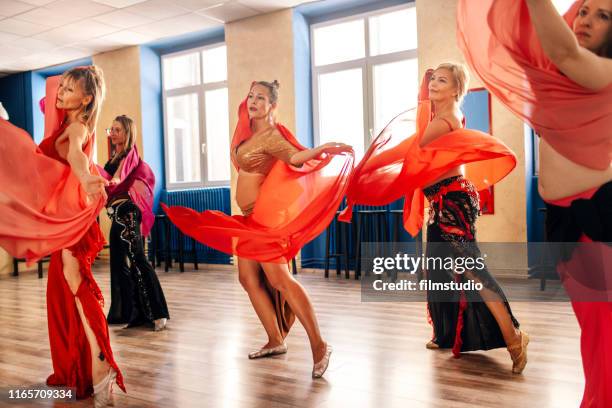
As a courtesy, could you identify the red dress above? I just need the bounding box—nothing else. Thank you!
[0,75,126,399]
[458,1,612,405]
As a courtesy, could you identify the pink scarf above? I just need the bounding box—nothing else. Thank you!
[98,145,155,237]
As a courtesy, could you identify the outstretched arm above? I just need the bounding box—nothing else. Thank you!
[525,0,612,90]
[290,142,352,166]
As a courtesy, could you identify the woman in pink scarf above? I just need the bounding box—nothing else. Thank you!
[99,115,168,332]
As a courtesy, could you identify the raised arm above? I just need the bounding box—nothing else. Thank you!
[66,122,107,199]
[525,0,612,90]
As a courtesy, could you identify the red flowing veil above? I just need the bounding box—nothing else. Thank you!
[339,71,517,236]
[163,87,354,263]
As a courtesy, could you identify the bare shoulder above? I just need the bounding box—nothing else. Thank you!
[65,122,88,140]
[420,116,460,147]
[435,114,462,131]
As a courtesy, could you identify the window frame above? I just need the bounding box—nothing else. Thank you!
[311,3,418,153]
[161,42,229,190]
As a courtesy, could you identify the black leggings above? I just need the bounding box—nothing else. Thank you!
[107,200,169,326]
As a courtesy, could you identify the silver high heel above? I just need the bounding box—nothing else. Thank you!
[154,318,167,331]
[248,343,288,359]
[312,344,332,378]
[93,368,117,408]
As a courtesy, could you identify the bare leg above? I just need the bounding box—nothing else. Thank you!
[484,300,521,345]
[464,270,521,346]
[237,257,284,348]
[261,262,326,362]
[61,249,110,385]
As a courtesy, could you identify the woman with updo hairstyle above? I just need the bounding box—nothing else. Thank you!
[164,79,354,378]
[0,66,126,405]
[459,0,612,404]
[100,114,169,332]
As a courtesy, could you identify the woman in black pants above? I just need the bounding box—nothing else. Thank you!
[102,115,169,331]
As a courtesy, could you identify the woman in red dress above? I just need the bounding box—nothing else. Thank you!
[458,0,611,405]
[0,66,125,406]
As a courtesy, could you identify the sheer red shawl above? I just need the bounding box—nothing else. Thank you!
[339,74,517,236]
[163,92,354,263]
[457,0,612,170]
[0,76,104,262]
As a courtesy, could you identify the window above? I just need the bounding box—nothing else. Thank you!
[312,5,418,159]
[162,44,230,189]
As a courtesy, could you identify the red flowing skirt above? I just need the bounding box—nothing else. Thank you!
[46,223,126,399]
[547,190,612,408]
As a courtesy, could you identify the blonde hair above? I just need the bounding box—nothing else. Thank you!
[110,114,137,163]
[62,66,105,132]
[435,62,470,103]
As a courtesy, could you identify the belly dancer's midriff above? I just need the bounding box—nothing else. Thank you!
[235,170,266,215]
[538,139,612,201]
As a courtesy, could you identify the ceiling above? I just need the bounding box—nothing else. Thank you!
[0,0,311,77]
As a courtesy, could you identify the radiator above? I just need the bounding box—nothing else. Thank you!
[159,187,232,265]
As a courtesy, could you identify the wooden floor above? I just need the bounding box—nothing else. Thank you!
[0,263,585,408]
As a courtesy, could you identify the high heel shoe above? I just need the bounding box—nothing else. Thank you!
[312,344,332,379]
[248,343,287,359]
[507,331,529,374]
[93,368,117,407]
[154,318,167,331]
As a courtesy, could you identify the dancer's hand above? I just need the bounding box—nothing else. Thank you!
[80,174,108,202]
[418,68,434,101]
[318,142,353,156]
[108,177,121,186]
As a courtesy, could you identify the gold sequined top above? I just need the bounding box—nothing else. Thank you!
[233,128,301,175]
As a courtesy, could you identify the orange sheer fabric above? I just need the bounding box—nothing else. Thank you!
[0,75,104,262]
[339,74,517,236]
[457,0,611,170]
[163,93,354,263]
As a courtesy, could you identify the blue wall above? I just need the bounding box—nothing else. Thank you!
[30,72,46,143]
[462,89,490,132]
[293,10,314,148]
[525,127,545,242]
[0,73,33,135]
[140,46,165,212]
